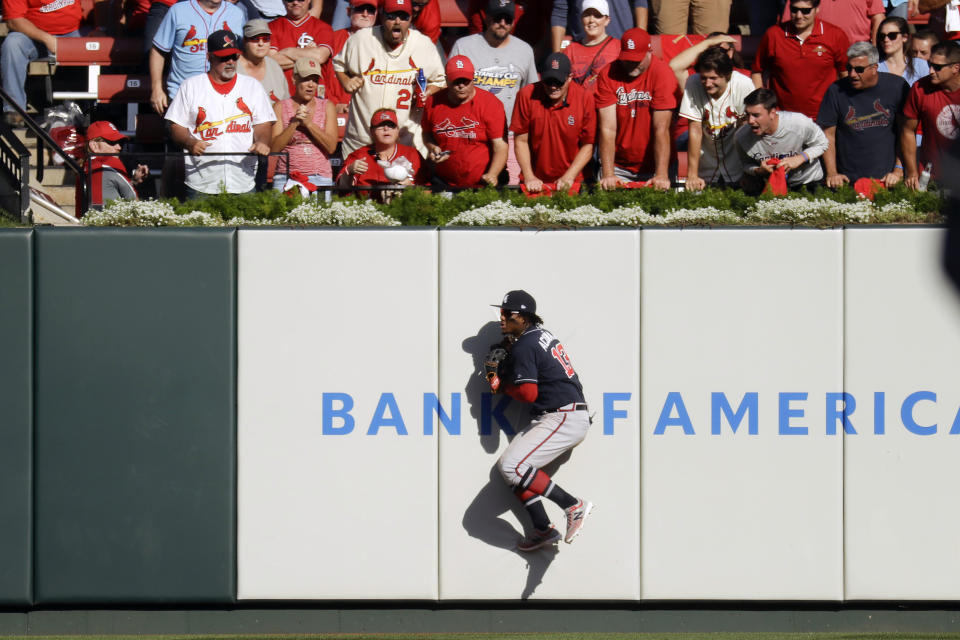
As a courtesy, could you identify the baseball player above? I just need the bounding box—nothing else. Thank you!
[485,290,593,552]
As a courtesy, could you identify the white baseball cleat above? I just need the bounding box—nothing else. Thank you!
[517,525,561,552]
[563,500,593,543]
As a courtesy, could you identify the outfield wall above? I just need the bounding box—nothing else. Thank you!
[1,226,959,605]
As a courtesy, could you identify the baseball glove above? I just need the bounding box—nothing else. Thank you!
[484,346,509,393]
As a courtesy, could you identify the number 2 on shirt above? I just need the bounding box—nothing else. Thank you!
[396,89,411,110]
[551,343,575,378]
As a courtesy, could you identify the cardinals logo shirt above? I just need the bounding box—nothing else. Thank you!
[678,70,755,184]
[165,74,276,194]
[152,0,248,98]
[333,25,445,156]
[421,86,507,186]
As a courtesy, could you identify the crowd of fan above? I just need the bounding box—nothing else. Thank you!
[1,0,959,204]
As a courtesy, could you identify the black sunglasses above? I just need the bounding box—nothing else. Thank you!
[384,10,410,19]
[217,53,240,61]
[789,5,814,14]
[490,12,513,23]
[930,61,954,71]
[846,62,875,73]
[878,31,902,40]
[352,4,376,12]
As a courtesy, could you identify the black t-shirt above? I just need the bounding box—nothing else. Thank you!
[816,72,910,182]
[505,326,584,414]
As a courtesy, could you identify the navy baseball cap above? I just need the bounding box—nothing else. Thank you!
[542,52,571,85]
[492,290,536,314]
[208,29,241,57]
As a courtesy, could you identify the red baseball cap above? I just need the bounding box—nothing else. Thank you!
[445,55,474,83]
[619,27,651,62]
[382,0,410,14]
[350,0,375,7]
[371,108,399,127]
[86,120,127,142]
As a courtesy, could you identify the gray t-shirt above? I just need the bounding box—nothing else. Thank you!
[735,110,829,187]
[239,57,290,104]
[449,33,538,126]
[99,168,137,203]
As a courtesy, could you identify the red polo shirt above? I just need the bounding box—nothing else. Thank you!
[269,14,335,94]
[595,55,678,174]
[753,19,849,120]
[422,87,507,187]
[511,80,596,183]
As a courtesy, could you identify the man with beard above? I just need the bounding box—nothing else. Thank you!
[166,30,276,196]
[334,0,445,157]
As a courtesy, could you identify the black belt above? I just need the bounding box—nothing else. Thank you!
[551,403,588,413]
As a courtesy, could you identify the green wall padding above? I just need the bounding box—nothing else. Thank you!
[33,229,236,604]
[0,230,33,606]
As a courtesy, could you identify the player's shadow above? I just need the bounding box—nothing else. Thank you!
[460,322,573,599]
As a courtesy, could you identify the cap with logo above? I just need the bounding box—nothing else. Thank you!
[445,54,475,83]
[243,19,271,38]
[370,108,399,127]
[541,52,571,85]
[486,0,515,18]
[208,29,242,57]
[350,0,376,7]
[293,57,323,78]
[492,290,536,314]
[382,0,410,14]
[619,27,651,62]
[86,120,127,142]
[580,0,608,15]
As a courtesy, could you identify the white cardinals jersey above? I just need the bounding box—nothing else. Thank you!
[166,73,276,194]
[333,25,445,157]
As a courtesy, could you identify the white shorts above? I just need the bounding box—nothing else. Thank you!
[497,405,590,487]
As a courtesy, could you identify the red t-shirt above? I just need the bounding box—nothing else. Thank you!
[903,77,960,180]
[752,19,849,120]
[510,80,596,183]
[2,0,81,34]
[564,37,620,99]
[338,143,424,186]
[595,56,678,173]
[413,0,440,44]
[269,15,335,94]
[422,87,507,187]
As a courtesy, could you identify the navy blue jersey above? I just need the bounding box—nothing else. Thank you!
[506,325,584,414]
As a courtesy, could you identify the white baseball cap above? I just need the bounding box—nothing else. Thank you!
[581,0,609,16]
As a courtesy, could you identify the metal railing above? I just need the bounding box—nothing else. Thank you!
[0,86,88,218]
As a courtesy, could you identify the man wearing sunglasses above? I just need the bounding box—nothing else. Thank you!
[817,41,910,188]
[449,0,538,182]
[334,0,445,157]
[752,0,850,120]
[269,0,334,95]
[511,52,597,193]
[166,30,276,196]
[779,0,884,44]
[901,41,960,189]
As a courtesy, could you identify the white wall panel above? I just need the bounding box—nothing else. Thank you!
[437,229,640,600]
[236,230,438,599]
[844,227,960,599]
[640,229,844,600]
